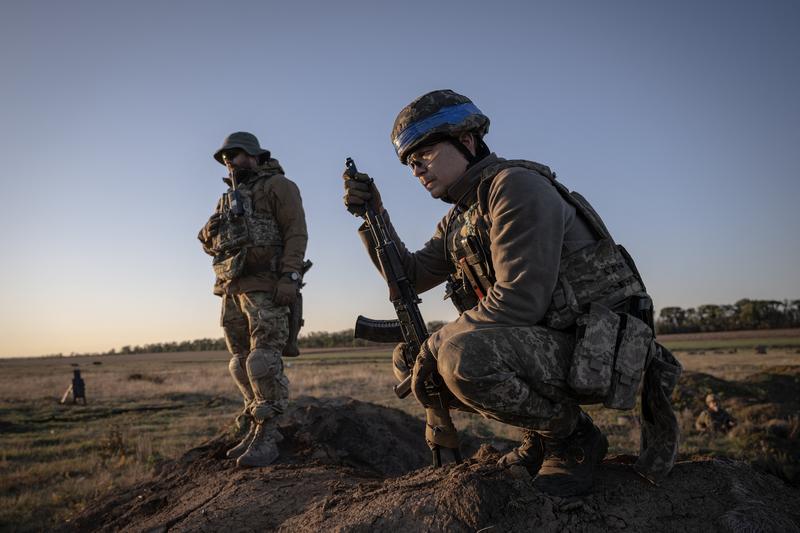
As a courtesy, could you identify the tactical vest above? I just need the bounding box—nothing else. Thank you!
[444,159,651,330]
[442,160,680,483]
[210,173,284,282]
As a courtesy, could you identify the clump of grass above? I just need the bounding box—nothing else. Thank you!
[127,373,165,384]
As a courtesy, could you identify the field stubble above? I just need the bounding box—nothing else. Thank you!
[1,340,798,531]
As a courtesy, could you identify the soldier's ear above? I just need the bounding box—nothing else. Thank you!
[458,132,477,156]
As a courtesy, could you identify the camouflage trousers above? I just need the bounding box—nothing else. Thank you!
[221,291,289,423]
[435,325,581,439]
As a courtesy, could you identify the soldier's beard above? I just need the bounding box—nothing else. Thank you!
[231,167,256,183]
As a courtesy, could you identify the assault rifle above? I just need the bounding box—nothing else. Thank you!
[345,157,461,467]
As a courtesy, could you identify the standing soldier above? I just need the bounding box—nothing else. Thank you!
[60,369,87,405]
[343,90,682,495]
[199,132,308,467]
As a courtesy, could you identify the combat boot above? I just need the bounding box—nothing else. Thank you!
[533,413,608,497]
[497,430,545,476]
[226,420,257,459]
[236,423,280,468]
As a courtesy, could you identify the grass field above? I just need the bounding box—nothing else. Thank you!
[1,330,798,531]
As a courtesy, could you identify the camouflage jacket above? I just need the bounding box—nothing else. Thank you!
[695,408,737,432]
[360,154,605,355]
[199,159,308,295]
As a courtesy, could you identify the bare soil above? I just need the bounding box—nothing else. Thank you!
[65,397,800,533]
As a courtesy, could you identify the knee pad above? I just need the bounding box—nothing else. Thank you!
[246,348,280,379]
[229,356,249,383]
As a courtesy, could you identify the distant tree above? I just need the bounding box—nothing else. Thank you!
[657,298,799,334]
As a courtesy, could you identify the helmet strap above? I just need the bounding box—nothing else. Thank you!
[448,136,490,169]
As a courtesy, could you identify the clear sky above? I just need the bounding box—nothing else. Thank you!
[1,0,798,357]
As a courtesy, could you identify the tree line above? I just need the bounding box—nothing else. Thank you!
[656,299,800,334]
[77,321,449,357]
[57,301,800,357]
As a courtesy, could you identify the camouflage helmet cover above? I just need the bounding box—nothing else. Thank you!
[391,89,490,164]
[213,131,271,165]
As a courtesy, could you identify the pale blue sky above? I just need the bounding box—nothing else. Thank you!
[1,0,798,356]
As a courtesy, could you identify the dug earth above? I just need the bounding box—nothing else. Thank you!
[65,397,800,532]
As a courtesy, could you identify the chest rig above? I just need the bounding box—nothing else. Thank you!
[210,173,284,282]
[444,160,651,330]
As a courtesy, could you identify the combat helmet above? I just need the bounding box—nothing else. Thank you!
[214,132,271,165]
[391,90,490,164]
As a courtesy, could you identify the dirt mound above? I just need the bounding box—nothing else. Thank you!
[674,366,800,412]
[66,398,800,533]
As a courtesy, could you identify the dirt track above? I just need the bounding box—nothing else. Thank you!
[65,397,800,533]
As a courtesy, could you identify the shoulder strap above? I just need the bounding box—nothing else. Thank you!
[475,159,613,242]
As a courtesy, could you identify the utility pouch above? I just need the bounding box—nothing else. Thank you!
[568,302,619,398]
[604,314,652,410]
[444,275,479,314]
[212,248,248,281]
[455,236,493,300]
[635,343,682,484]
[212,213,249,254]
[545,239,644,330]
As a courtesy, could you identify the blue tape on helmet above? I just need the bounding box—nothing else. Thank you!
[393,102,483,157]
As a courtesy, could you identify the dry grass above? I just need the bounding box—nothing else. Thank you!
[1,347,798,531]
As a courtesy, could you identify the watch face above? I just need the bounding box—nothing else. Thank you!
[289,272,300,281]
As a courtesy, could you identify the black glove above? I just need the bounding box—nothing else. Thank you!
[342,170,383,217]
[273,277,299,306]
[412,341,437,408]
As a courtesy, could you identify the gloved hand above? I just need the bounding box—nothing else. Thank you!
[412,340,437,408]
[392,342,413,382]
[342,170,383,217]
[200,213,222,241]
[273,277,298,306]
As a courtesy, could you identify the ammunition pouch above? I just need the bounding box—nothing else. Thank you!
[444,275,480,314]
[454,235,493,300]
[545,239,645,330]
[211,212,250,254]
[568,302,653,410]
[213,248,248,281]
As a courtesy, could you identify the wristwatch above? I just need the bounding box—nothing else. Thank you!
[283,271,300,282]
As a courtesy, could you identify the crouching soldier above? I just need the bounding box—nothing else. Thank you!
[343,90,682,495]
[695,393,737,433]
[199,132,308,467]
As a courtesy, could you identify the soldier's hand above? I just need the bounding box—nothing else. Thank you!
[200,213,222,241]
[412,341,437,408]
[207,213,222,232]
[273,277,299,306]
[343,170,383,217]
